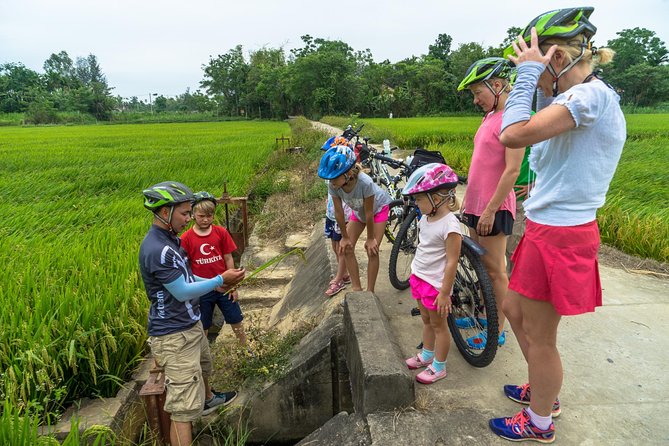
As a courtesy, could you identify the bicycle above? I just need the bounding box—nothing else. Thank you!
[334,126,414,244]
[389,182,498,367]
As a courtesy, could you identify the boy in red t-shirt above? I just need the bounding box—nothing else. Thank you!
[181,192,247,345]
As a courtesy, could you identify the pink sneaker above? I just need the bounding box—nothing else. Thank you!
[405,353,433,370]
[416,365,447,384]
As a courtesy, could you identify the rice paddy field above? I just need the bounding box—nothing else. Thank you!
[322,115,669,262]
[0,121,288,430]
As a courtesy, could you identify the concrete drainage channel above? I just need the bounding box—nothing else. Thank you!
[212,227,415,445]
[42,225,414,445]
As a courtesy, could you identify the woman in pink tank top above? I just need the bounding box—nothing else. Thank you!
[456,58,524,350]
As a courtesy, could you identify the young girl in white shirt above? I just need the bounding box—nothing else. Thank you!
[402,163,463,384]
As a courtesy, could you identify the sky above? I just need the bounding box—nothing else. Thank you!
[1,0,668,100]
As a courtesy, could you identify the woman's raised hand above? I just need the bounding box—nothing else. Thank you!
[508,27,556,67]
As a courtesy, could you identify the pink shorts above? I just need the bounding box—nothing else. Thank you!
[509,219,602,316]
[409,274,440,312]
[349,204,390,224]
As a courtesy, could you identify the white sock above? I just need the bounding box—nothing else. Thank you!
[526,407,552,430]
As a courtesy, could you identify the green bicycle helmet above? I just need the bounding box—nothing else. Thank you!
[503,7,597,96]
[457,57,514,91]
[143,181,194,234]
[503,7,596,59]
[458,57,514,112]
[143,181,194,212]
[193,191,218,207]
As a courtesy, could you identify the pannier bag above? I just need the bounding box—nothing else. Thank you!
[410,148,446,168]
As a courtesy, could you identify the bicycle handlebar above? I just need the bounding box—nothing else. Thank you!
[372,153,406,170]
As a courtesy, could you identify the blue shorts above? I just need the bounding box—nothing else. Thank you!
[324,217,343,242]
[199,290,244,330]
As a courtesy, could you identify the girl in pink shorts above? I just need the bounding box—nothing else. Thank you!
[401,163,463,384]
[318,145,392,293]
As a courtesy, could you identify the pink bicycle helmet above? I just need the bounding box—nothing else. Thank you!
[403,163,459,196]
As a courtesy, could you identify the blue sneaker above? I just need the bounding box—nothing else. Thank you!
[454,317,488,329]
[202,390,238,415]
[466,331,506,350]
[504,383,561,417]
[489,408,555,443]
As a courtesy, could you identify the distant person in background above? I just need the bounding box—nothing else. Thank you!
[457,57,524,350]
[490,7,626,443]
[181,191,248,346]
[401,163,462,385]
[139,181,245,446]
[318,145,392,294]
[505,145,536,276]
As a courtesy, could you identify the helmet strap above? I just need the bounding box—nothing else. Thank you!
[483,80,506,113]
[427,192,451,217]
[154,206,178,235]
[546,39,587,97]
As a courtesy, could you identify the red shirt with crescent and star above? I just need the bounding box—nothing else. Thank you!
[180,225,237,279]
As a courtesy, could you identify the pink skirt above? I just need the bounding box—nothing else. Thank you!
[509,219,602,316]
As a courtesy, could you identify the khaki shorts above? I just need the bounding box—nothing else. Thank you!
[148,321,212,422]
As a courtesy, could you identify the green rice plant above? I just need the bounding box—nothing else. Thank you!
[0,121,289,430]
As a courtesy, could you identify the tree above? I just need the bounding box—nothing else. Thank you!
[285,37,359,117]
[245,47,287,118]
[0,63,43,112]
[606,28,668,68]
[43,51,76,91]
[605,28,669,106]
[201,45,248,116]
[428,33,453,65]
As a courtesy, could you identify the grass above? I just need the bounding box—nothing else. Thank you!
[0,121,289,431]
[210,315,313,391]
[321,115,669,262]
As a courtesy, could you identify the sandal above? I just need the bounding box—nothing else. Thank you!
[325,280,346,297]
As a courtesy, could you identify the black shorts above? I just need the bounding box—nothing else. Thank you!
[462,210,514,236]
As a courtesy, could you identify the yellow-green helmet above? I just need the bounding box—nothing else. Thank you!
[503,7,597,59]
[143,181,194,212]
[457,57,514,91]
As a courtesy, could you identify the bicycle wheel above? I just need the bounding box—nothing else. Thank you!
[384,199,405,244]
[388,207,419,290]
[447,241,498,367]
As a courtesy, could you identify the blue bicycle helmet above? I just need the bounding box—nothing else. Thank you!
[321,135,351,151]
[318,145,356,180]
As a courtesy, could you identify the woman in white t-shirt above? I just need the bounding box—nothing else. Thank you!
[401,163,463,385]
[488,7,626,443]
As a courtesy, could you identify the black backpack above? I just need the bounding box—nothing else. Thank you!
[410,148,447,169]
